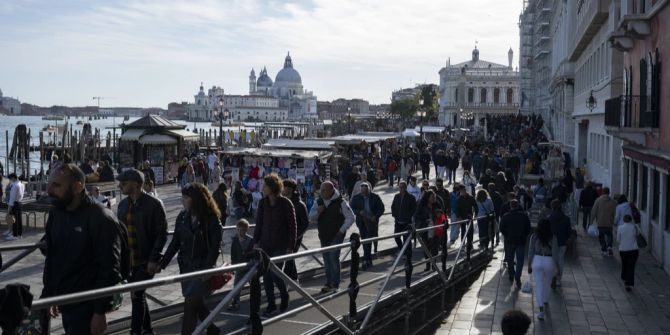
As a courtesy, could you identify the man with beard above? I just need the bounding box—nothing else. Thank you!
[116,169,168,335]
[42,164,122,335]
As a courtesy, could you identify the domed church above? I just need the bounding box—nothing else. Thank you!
[248,52,317,120]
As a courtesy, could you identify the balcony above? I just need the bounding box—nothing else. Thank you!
[569,0,608,61]
[605,95,659,145]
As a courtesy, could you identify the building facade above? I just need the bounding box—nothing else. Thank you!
[0,88,21,115]
[317,98,370,119]
[607,0,670,272]
[186,84,224,121]
[248,53,318,120]
[438,47,520,127]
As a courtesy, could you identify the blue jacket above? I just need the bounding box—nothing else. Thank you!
[350,193,385,227]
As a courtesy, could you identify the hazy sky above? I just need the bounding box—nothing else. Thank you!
[0,0,523,107]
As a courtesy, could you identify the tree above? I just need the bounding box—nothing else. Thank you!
[420,85,439,122]
[390,98,419,128]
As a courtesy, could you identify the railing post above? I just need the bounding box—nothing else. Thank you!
[447,219,473,282]
[249,250,269,335]
[404,229,413,289]
[348,233,361,320]
[413,224,448,284]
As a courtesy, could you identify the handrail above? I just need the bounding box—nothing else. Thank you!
[29,215,488,311]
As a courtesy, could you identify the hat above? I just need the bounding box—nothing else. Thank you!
[116,168,145,184]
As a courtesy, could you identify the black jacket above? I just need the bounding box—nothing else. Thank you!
[391,192,417,224]
[42,194,122,313]
[290,194,309,250]
[160,211,222,273]
[117,192,168,265]
[351,193,385,227]
[579,186,597,207]
[549,210,572,246]
[499,209,531,245]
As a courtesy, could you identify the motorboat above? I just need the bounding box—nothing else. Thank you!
[42,115,65,121]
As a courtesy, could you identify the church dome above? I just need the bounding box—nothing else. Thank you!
[257,67,273,87]
[275,53,302,84]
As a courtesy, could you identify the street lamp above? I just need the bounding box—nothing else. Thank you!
[216,98,224,148]
[416,98,426,140]
[586,90,597,112]
[347,107,352,134]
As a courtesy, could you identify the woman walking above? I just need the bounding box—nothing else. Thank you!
[528,218,556,321]
[475,190,495,251]
[160,183,222,335]
[617,214,639,291]
[462,170,477,196]
[414,190,440,271]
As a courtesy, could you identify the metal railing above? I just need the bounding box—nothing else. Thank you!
[16,215,492,334]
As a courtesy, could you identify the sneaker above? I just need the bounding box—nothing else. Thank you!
[4,236,17,241]
[537,311,545,320]
[262,307,277,317]
[320,285,332,293]
[625,286,632,292]
[515,279,522,290]
[227,302,239,311]
[2,231,11,237]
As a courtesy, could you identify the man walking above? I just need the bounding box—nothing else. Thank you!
[140,160,156,185]
[549,199,571,288]
[591,187,617,256]
[282,178,309,280]
[456,186,478,261]
[351,182,385,269]
[579,182,597,231]
[309,181,355,293]
[4,173,24,241]
[42,164,122,334]
[117,169,168,335]
[420,150,431,181]
[499,200,531,288]
[391,181,417,253]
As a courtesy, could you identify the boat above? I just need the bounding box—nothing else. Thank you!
[42,124,65,133]
[76,120,84,125]
[42,115,65,121]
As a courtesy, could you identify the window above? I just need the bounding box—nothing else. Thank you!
[632,162,638,203]
[653,170,660,220]
[455,88,459,103]
[480,88,487,103]
[642,166,648,210]
[468,88,474,103]
[507,89,513,103]
[494,88,500,103]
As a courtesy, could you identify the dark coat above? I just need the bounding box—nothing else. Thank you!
[350,192,385,227]
[499,209,531,245]
[117,192,168,265]
[391,192,417,224]
[253,196,297,252]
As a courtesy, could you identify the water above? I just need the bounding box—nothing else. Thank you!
[0,115,218,175]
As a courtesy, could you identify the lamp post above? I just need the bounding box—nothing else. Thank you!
[586,90,597,112]
[347,107,352,134]
[416,98,425,141]
[217,98,224,148]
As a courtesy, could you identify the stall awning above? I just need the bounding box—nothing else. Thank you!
[139,134,178,145]
[119,129,145,141]
[221,148,332,160]
[263,139,334,150]
[402,129,420,137]
[167,129,199,141]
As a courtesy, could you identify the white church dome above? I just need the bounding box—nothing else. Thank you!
[275,53,302,84]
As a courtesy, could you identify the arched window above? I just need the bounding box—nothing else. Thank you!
[506,88,513,103]
[494,88,500,103]
[468,88,474,103]
[455,88,459,103]
[480,88,487,103]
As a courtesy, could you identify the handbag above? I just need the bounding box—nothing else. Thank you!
[197,215,233,292]
[521,280,532,293]
[636,226,647,249]
[587,223,599,237]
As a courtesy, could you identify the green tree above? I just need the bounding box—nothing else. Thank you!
[390,98,419,127]
[420,85,438,121]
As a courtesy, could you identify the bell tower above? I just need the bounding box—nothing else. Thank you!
[249,68,257,94]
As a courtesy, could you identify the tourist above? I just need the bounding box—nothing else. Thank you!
[614,194,633,231]
[143,179,158,198]
[462,170,477,196]
[501,309,531,335]
[281,179,309,280]
[159,182,222,335]
[90,186,110,209]
[350,173,369,199]
[487,183,504,246]
[456,186,478,261]
[434,178,451,218]
[617,215,639,291]
[42,164,122,334]
[228,219,253,311]
[252,174,296,316]
[591,187,617,256]
[209,161,222,191]
[475,189,495,251]
[548,199,571,288]
[448,184,462,245]
[309,181,355,293]
[117,168,168,335]
[447,151,459,184]
[499,200,531,288]
[579,182,597,230]
[407,176,421,202]
[212,183,229,226]
[414,190,440,271]
[4,173,24,240]
[434,149,447,180]
[98,160,115,182]
[391,180,417,252]
[399,155,414,184]
[141,160,156,185]
[528,218,555,321]
[79,158,94,175]
[345,166,361,199]
[386,157,398,187]
[351,182,385,269]
[232,181,250,219]
[182,162,196,188]
[420,149,431,180]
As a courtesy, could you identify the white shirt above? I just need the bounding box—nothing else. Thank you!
[208,154,217,170]
[617,222,639,251]
[308,190,356,234]
[407,184,421,202]
[8,180,24,207]
[614,202,632,227]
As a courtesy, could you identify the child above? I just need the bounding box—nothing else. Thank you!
[228,219,252,311]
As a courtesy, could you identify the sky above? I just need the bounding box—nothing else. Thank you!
[0,0,523,108]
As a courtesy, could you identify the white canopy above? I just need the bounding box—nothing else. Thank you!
[402,129,420,137]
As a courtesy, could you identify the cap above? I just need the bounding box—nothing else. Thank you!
[116,168,145,184]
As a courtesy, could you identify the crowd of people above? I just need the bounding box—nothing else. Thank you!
[0,113,646,334]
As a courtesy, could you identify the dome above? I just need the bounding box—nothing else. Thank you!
[257,67,273,87]
[275,53,302,84]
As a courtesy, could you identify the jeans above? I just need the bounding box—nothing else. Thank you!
[130,267,154,334]
[357,221,373,265]
[620,250,638,286]
[449,214,460,242]
[388,173,395,187]
[231,268,250,304]
[460,220,474,261]
[581,206,592,230]
[61,303,95,335]
[421,166,430,180]
[10,204,22,237]
[531,255,555,306]
[553,245,567,281]
[598,227,613,252]
[321,234,345,288]
[504,243,526,281]
[263,249,288,310]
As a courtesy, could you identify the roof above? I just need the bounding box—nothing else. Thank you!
[324,133,400,144]
[124,114,185,130]
[414,126,446,134]
[139,134,178,145]
[263,139,334,150]
[221,147,332,160]
[450,59,508,69]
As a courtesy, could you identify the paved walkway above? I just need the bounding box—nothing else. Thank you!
[436,228,670,335]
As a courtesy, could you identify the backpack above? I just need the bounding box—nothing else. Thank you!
[630,203,641,224]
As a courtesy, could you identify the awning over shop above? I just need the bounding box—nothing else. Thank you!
[139,134,178,145]
[414,126,446,134]
[402,129,420,137]
[221,148,332,160]
[263,139,334,150]
[119,129,145,141]
[167,129,199,141]
[324,133,400,145]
